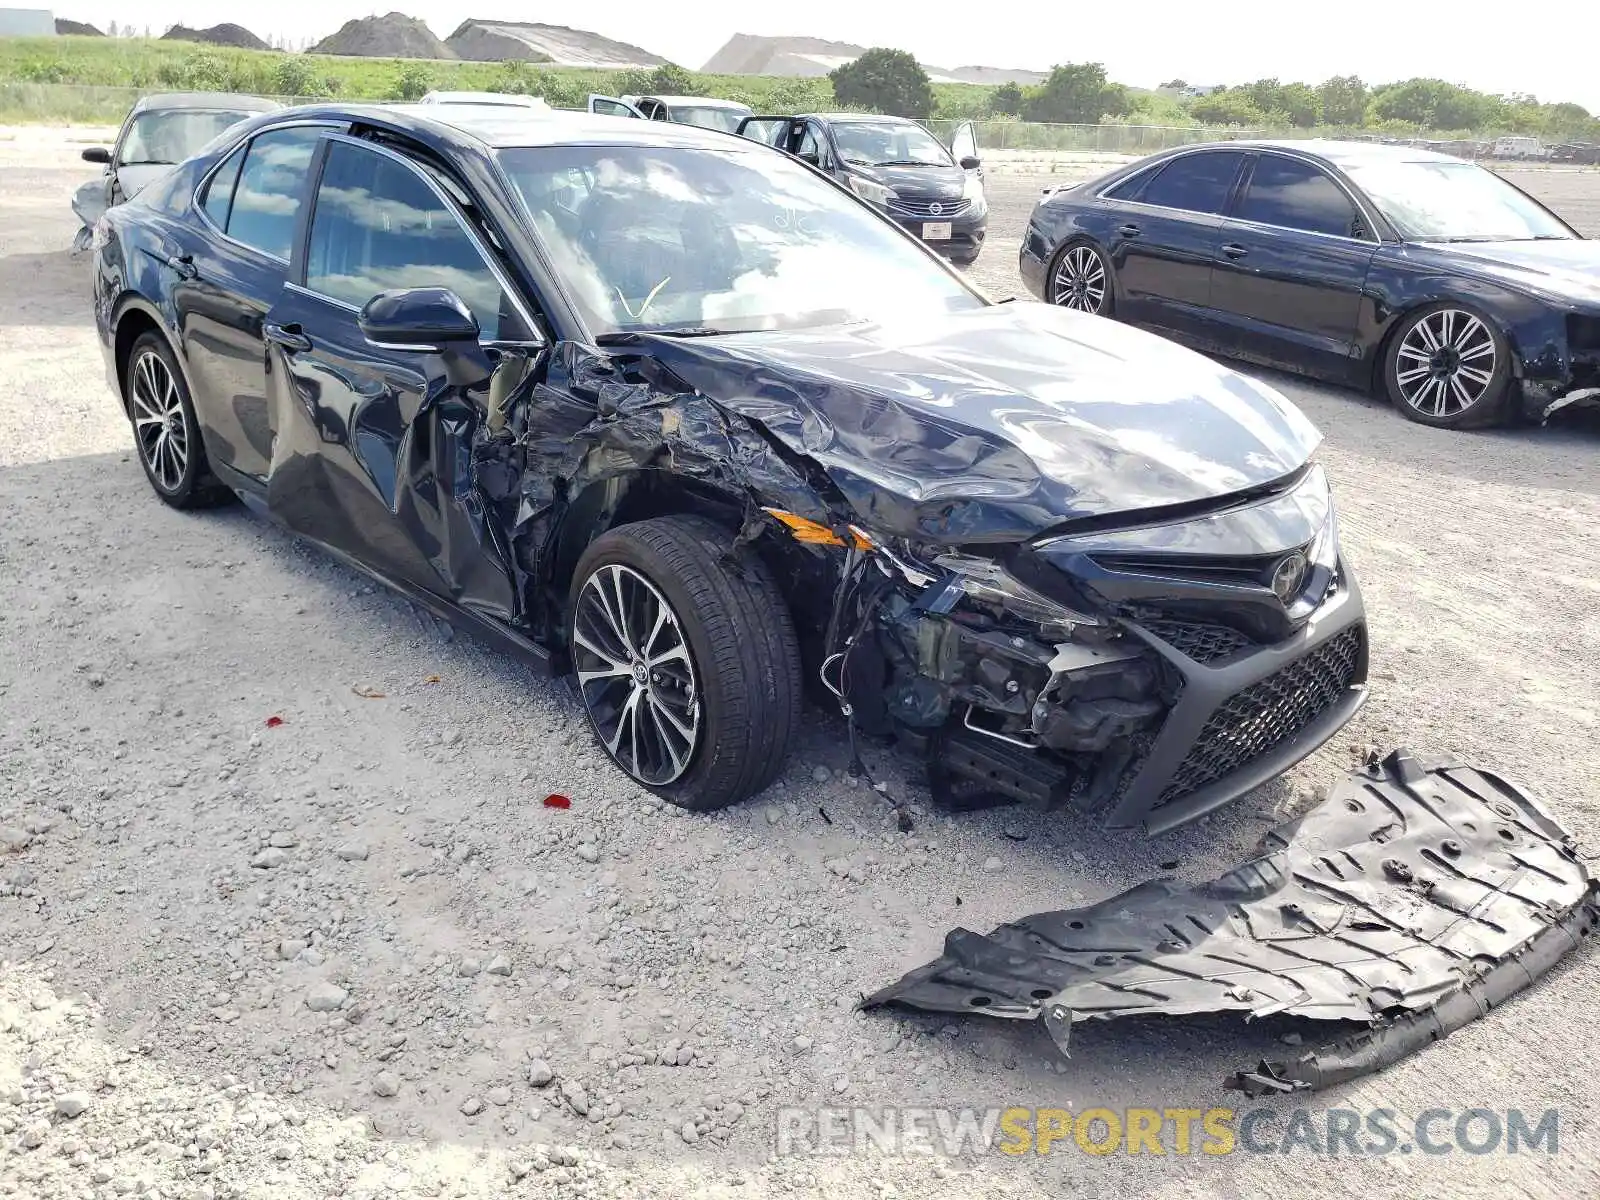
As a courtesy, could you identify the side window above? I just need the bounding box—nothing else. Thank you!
[305,140,524,341]
[1236,155,1361,238]
[1104,163,1160,201]
[200,141,246,229]
[1137,151,1245,215]
[227,126,324,260]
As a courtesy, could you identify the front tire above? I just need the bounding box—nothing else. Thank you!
[567,516,802,811]
[1383,303,1514,429]
[123,332,230,508]
[1047,240,1114,316]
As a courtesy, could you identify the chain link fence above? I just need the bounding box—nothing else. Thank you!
[918,119,1264,155]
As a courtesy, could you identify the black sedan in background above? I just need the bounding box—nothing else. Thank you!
[72,92,280,248]
[93,103,1366,832]
[738,113,987,265]
[1021,140,1600,429]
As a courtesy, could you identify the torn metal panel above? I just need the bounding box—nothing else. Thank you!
[861,749,1599,1093]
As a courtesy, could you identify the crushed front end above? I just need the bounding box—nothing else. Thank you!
[811,463,1367,833]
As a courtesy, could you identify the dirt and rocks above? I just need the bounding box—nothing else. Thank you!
[1,126,1598,1198]
[160,25,272,52]
[308,14,455,61]
[445,22,665,70]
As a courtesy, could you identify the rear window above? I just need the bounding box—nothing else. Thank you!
[1137,151,1245,215]
[225,126,325,260]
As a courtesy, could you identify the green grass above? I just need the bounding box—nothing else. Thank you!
[0,35,1000,123]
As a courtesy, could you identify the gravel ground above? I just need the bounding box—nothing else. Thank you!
[2,126,1598,1199]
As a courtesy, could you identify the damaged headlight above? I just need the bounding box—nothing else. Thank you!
[882,549,1100,632]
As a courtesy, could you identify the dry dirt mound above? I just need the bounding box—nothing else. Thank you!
[700,33,1045,86]
[446,19,666,68]
[310,12,455,60]
[53,17,104,36]
[161,23,272,51]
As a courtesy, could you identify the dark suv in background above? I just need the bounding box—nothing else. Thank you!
[738,112,987,265]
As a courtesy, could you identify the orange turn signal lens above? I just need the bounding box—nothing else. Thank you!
[763,508,873,551]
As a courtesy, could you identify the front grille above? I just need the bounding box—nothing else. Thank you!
[889,196,971,218]
[1142,618,1255,664]
[1157,625,1364,806]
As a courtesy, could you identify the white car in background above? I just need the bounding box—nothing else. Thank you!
[586,93,754,134]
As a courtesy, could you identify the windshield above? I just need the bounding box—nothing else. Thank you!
[831,120,952,168]
[498,145,983,336]
[120,108,260,166]
[667,105,750,134]
[1344,160,1574,241]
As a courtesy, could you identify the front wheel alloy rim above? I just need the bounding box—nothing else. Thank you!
[1052,245,1107,312]
[1395,309,1497,418]
[573,564,702,786]
[130,351,188,491]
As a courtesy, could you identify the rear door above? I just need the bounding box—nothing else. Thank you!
[1209,151,1378,380]
[259,134,542,619]
[587,95,644,119]
[175,123,333,482]
[1106,149,1245,337]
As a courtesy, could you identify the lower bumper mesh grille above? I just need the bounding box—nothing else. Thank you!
[1157,625,1364,806]
[1142,618,1255,664]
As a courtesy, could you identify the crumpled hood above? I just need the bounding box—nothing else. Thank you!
[1398,238,1600,305]
[636,301,1322,544]
[116,163,173,200]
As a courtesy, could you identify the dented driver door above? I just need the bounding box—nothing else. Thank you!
[260,133,543,624]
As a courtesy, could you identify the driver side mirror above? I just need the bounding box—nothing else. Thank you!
[797,151,820,167]
[959,155,981,171]
[358,287,479,349]
[82,146,111,165]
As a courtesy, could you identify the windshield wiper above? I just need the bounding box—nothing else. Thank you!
[117,159,174,167]
[594,327,735,345]
[874,159,946,167]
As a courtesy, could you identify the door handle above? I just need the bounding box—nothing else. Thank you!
[165,253,197,280]
[1118,223,1142,238]
[263,322,311,352]
[1221,243,1249,259]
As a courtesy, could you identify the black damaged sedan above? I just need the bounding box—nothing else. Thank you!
[93,104,1367,833]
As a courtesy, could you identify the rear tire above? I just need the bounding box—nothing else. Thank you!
[567,515,802,811]
[1047,239,1115,316]
[1383,302,1514,429]
[123,331,231,508]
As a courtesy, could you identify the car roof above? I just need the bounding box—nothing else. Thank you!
[266,102,755,152]
[804,112,924,125]
[420,91,550,108]
[1192,138,1471,166]
[131,91,281,114]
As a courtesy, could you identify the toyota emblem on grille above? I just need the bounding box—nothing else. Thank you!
[927,202,943,216]
[1271,552,1308,602]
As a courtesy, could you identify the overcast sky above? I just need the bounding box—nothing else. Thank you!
[62,0,1600,113]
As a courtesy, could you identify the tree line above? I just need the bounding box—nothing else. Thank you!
[830,51,1599,140]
